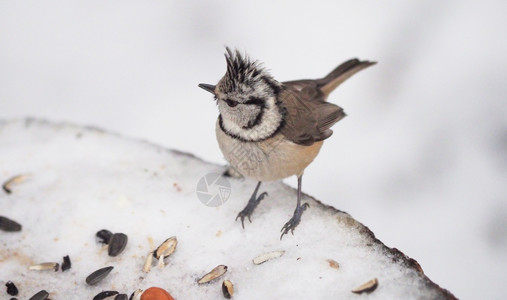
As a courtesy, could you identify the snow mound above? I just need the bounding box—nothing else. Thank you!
[0,119,455,299]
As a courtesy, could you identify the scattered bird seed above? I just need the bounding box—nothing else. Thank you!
[29,262,59,272]
[352,278,378,294]
[93,291,119,300]
[86,266,114,285]
[143,252,153,273]
[153,236,178,260]
[96,229,113,244]
[2,174,30,194]
[129,289,143,300]
[108,233,128,257]
[5,281,18,296]
[327,259,340,269]
[61,255,71,271]
[153,236,178,268]
[197,265,228,284]
[0,216,22,232]
[115,294,128,300]
[222,280,234,299]
[252,250,285,265]
[28,290,49,300]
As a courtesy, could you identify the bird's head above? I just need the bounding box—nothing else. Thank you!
[199,48,285,142]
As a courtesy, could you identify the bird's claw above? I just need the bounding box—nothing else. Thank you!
[280,203,309,240]
[236,191,268,229]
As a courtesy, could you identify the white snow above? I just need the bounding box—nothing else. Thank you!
[1,1,506,299]
[0,120,452,299]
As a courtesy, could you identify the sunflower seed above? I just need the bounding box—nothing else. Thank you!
[153,236,178,260]
[352,278,378,294]
[5,281,18,296]
[129,289,143,300]
[29,262,59,272]
[143,251,153,273]
[327,259,339,269]
[93,291,119,300]
[222,280,234,299]
[0,216,22,232]
[86,266,114,285]
[61,255,71,271]
[115,294,128,300]
[28,290,49,300]
[96,229,113,244]
[108,233,128,257]
[197,265,228,284]
[2,174,30,194]
[252,250,285,265]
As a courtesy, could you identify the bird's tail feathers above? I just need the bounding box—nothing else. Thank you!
[318,59,376,97]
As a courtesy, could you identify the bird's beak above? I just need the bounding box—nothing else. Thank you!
[198,83,216,95]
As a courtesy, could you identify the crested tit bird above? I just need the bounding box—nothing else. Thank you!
[199,48,375,239]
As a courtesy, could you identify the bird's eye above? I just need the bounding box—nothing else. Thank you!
[225,99,238,107]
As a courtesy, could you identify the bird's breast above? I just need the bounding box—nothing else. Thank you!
[216,119,323,181]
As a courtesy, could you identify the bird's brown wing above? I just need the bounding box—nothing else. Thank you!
[279,59,375,146]
[279,84,345,146]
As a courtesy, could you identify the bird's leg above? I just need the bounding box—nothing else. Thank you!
[280,175,309,239]
[236,181,268,228]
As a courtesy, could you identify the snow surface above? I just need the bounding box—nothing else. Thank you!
[1,1,506,299]
[0,119,453,299]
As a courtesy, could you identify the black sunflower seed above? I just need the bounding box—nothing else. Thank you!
[5,281,18,296]
[61,255,71,271]
[96,229,113,244]
[108,233,128,257]
[114,294,128,300]
[0,216,22,232]
[93,291,119,300]
[28,290,49,300]
[85,266,114,285]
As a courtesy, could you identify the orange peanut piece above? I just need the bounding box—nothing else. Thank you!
[140,287,175,300]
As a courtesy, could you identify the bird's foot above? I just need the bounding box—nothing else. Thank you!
[280,203,310,240]
[236,191,268,228]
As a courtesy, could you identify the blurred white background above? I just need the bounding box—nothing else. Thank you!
[1,1,506,298]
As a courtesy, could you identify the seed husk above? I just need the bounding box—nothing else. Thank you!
[252,250,285,265]
[129,289,143,300]
[93,291,119,300]
[28,290,49,300]
[153,236,178,260]
[143,251,153,273]
[29,262,59,272]
[352,278,378,294]
[115,294,129,300]
[197,265,228,284]
[108,233,128,257]
[61,255,71,271]
[2,174,30,194]
[0,216,22,232]
[5,281,18,296]
[96,229,113,244]
[86,266,114,285]
[222,280,234,299]
[327,259,339,269]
